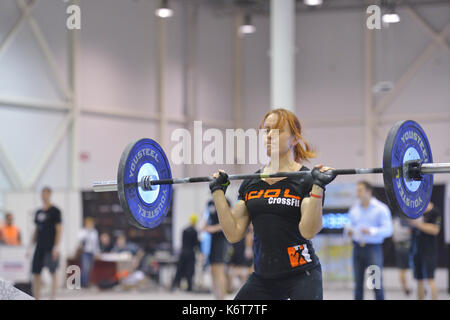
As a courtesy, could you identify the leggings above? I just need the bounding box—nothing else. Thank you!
[234,264,323,300]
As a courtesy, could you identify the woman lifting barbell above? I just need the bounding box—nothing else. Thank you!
[209,108,336,300]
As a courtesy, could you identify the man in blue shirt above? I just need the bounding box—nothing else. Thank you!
[345,181,393,300]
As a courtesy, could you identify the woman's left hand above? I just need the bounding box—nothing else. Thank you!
[311,164,336,190]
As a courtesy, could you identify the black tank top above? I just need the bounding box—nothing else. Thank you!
[237,166,322,279]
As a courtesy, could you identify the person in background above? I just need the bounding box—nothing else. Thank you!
[77,217,100,288]
[409,201,441,300]
[194,208,212,292]
[112,234,137,254]
[227,224,253,294]
[392,214,412,296]
[200,199,231,300]
[345,181,393,300]
[111,233,144,286]
[119,243,155,291]
[0,212,21,246]
[199,208,212,270]
[111,233,141,262]
[99,232,113,253]
[28,186,62,300]
[171,213,200,292]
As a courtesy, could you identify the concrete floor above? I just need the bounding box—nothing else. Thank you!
[52,287,450,300]
[38,267,449,300]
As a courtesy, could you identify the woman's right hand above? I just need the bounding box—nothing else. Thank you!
[209,170,230,194]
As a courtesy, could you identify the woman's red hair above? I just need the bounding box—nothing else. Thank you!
[259,108,316,162]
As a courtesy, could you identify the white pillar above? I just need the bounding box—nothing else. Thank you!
[157,15,168,150]
[270,0,296,111]
[364,21,376,175]
[69,0,79,190]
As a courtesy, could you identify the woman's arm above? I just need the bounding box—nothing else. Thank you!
[299,165,336,239]
[212,191,251,243]
[299,185,324,239]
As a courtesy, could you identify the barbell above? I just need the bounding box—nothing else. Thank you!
[92,120,450,229]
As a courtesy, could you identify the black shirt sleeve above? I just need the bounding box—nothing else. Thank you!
[237,179,249,201]
[238,169,262,201]
[194,229,200,249]
[208,211,220,225]
[34,210,39,224]
[426,208,441,227]
[53,207,62,224]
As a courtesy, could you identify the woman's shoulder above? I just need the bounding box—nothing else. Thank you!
[298,165,313,185]
[237,168,263,197]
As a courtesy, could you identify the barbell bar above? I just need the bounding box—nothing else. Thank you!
[91,120,450,229]
[92,164,450,193]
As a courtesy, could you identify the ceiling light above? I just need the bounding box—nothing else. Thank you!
[382,1,400,24]
[304,0,323,6]
[155,0,173,18]
[239,14,256,35]
[382,13,400,24]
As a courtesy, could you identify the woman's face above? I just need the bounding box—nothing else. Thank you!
[263,113,297,158]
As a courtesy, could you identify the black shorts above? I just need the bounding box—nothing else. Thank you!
[234,264,323,300]
[229,244,252,267]
[32,248,59,274]
[395,246,411,269]
[229,254,253,267]
[412,252,436,280]
[209,239,229,264]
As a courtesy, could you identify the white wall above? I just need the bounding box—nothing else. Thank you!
[0,1,448,255]
[78,0,159,115]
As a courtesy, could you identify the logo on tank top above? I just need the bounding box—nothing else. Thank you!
[287,244,312,268]
[245,188,301,207]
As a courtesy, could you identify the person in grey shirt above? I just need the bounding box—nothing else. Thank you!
[77,217,100,288]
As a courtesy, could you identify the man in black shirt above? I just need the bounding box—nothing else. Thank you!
[172,214,200,292]
[28,187,62,300]
[409,201,441,300]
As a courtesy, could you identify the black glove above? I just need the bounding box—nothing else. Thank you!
[209,171,230,194]
[311,167,336,190]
